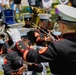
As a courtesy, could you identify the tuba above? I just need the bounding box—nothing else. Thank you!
[30,6,47,26]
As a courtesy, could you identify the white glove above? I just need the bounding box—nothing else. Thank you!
[7,28,22,45]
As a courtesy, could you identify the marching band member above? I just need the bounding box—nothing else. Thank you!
[23,13,32,28]
[3,28,43,75]
[33,13,53,46]
[7,4,76,75]
[20,29,43,75]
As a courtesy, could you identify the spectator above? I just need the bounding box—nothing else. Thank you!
[2,0,10,9]
[41,0,52,14]
[13,0,22,20]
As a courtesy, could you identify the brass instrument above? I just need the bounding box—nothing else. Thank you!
[31,6,47,14]
[32,22,56,41]
[31,6,47,26]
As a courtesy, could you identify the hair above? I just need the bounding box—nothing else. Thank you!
[63,21,76,30]
[58,20,76,30]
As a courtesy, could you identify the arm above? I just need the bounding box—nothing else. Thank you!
[3,50,25,75]
[7,28,60,62]
[28,63,43,72]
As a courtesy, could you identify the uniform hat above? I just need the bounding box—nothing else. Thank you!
[18,28,34,38]
[8,23,23,28]
[38,13,51,21]
[23,13,32,21]
[56,4,76,22]
[18,28,29,36]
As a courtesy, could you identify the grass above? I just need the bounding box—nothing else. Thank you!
[16,0,59,22]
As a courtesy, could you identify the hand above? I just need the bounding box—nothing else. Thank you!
[45,36,54,41]
[46,7,50,10]
[19,66,26,74]
[7,28,22,45]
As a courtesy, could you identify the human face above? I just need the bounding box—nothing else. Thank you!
[39,20,48,29]
[57,21,65,34]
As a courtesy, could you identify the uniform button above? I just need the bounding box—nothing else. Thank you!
[17,43,19,44]
[22,49,24,50]
[20,45,22,48]
[15,72,16,74]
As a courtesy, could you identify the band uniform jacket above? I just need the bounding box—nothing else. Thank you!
[3,50,23,75]
[33,29,48,46]
[16,33,76,75]
[3,49,43,75]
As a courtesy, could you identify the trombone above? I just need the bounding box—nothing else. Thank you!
[32,22,56,41]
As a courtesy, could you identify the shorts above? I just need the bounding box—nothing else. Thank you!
[14,4,22,11]
[14,0,21,4]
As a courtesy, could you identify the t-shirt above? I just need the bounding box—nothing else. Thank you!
[14,0,21,4]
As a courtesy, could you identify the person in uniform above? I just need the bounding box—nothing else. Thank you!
[20,29,43,75]
[7,4,76,75]
[23,13,32,28]
[22,13,36,45]
[0,25,11,75]
[33,13,53,46]
[3,28,43,75]
[3,46,43,75]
